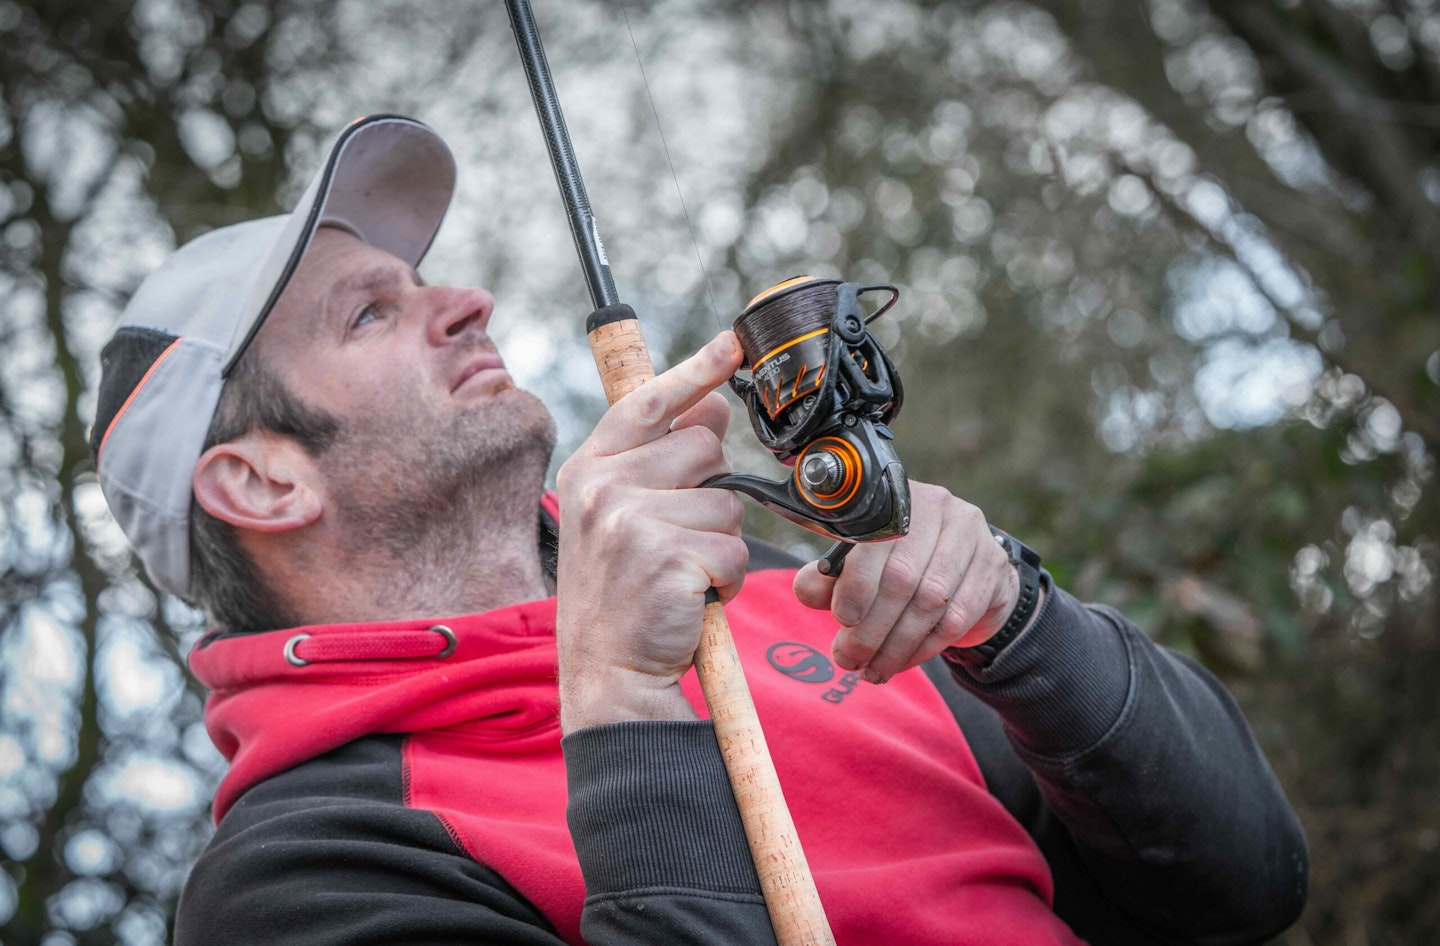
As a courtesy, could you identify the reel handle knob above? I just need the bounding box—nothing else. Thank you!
[800,452,846,495]
[816,541,853,577]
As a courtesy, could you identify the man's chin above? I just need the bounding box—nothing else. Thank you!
[452,388,556,461]
[505,387,557,443]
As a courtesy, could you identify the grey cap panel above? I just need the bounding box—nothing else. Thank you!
[120,217,288,347]
[98,337,227,597]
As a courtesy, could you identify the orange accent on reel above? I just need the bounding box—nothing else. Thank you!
[794,437,863,510]
[755,327,829,369]
[745,275,826,312]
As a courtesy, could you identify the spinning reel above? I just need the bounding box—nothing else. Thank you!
[705,276,911,574]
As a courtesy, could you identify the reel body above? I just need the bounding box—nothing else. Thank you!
[705,277,911,553]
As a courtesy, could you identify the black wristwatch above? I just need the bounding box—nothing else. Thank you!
[945,526,1043,669]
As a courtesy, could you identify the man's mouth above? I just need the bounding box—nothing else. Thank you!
[451,351,509,394]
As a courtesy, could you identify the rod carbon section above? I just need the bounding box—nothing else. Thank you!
[504,0,619,309]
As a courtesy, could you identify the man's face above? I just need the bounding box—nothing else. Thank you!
[253,226,556,541]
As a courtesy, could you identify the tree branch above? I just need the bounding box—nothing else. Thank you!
[1216,1,1440,252]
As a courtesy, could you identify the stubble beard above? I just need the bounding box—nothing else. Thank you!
[318,385,559,615]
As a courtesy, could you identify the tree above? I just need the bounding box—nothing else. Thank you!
[3,0,1435,943]
[1,2,338,941]
[715,2,1437,941]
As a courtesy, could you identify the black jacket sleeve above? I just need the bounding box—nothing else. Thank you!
[562,722,774,944]
[173,737,568,946]
[557,580,1309,946]
[935,575,1309,945]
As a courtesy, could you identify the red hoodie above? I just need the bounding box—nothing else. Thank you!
[190,563,1081,945]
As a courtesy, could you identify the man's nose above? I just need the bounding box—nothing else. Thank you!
[427,287,495,344]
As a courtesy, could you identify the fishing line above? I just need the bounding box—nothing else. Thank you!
[617,0,724,331]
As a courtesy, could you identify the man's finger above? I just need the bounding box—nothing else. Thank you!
[587,424,729,491]
[793,561,837,612]
[827,498,944,672]
[670,390,732,444]
[586,331,742,456]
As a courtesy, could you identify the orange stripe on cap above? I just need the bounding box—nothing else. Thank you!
[97,336,185,465]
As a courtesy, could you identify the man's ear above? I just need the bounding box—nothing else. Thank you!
[193,433,323,534]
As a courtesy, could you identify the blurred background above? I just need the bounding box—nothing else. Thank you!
[1,0,1436,943]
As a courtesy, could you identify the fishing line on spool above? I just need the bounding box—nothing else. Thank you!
[731,276,900,436]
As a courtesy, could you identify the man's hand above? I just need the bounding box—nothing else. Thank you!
[793,482,1033,684]
[555,332,746,734]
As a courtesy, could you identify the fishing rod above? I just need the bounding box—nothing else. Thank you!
[505,4,912,942]
[503,6,831,942]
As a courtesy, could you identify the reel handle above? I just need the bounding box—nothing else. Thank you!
[586,307,836,946]
[816,541,854,577]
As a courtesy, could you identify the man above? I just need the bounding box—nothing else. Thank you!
[93,116,1306,944]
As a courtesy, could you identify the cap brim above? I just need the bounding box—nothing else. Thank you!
[223,114,456,374]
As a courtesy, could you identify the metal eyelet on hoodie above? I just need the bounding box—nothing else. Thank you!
[284,633,312,667]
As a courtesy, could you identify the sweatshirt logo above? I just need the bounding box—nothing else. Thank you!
[766,642,835,683]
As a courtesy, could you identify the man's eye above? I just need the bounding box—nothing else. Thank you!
[352,304,381,328]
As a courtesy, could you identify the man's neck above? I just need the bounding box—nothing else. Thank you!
[264,477,555,628]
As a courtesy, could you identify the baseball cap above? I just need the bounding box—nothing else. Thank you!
[90,114,456,599]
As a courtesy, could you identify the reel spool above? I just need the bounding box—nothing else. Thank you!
[705,276,911,568]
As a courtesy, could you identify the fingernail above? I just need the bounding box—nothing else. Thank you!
[833,651,858,671]
[862,668,883,685]
[835,602,860,626]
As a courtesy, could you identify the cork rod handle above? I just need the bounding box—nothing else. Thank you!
[587,314,835,946]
